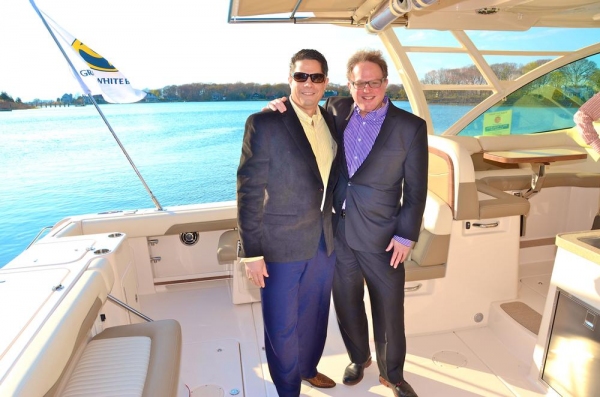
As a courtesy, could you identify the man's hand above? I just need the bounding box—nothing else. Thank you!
[385,239,412,268]
[245,258,269,288]
[261,97,288,113]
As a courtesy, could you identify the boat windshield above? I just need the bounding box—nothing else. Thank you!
[377,28,600,136]
[458,52,600,137]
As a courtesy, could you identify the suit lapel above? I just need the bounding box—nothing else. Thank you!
[322,106,339,160]
[281,101,322,183]
[338,103,354,179]
[352,102,400,177]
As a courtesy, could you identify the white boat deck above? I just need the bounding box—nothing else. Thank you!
[139,262,554,397]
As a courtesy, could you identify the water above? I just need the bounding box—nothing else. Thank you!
[0,101,471,266]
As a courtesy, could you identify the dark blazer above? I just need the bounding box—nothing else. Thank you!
[237,100,339,262]
[325,96,428,253]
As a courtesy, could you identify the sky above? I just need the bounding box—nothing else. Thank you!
[2,0,599,102]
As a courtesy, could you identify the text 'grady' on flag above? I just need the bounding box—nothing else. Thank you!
[29,0,146,104]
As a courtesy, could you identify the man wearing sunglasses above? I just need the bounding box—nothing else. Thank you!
[237,49,339,397]
[266,49,427,397]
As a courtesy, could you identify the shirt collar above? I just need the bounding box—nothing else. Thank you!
[290,98,323,124]
[353,96,389,120]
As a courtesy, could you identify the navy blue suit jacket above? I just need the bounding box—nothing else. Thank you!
[325,96,428,253]
[237,100,339,262]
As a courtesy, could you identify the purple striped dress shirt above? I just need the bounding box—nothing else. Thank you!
[344,97,412,247]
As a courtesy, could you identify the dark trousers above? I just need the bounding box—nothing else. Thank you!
[261,233,335,397]
[332,218,407,385]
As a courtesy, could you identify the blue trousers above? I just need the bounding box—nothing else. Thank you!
[261,234,335,397]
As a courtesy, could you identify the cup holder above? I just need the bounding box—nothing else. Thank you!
[108,233,123,238]
[94,248,111,255]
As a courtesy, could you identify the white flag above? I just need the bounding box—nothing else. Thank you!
[31,1,146,104]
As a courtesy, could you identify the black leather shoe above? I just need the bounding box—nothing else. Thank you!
[379,375,418,397]
[342,356,372,385]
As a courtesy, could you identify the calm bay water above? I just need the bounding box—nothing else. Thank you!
[0,101,472,266]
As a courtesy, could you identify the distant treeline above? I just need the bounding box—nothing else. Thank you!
[420,58,600,104]
[141,58,600,105]
[142,58,600,104]
[145,82,410,102]
[4,58,599,107]
[0,92,34,109]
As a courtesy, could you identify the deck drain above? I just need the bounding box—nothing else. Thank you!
[432,351,468,369]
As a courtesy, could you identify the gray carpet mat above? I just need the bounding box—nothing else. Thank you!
[500,301,542,335]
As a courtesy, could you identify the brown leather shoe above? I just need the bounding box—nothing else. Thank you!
[302,372,336,388]
[379,375,418,397]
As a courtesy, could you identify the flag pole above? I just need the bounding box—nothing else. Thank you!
[86,94,164,211]
[29,0,163,211]
[29,1,91,96]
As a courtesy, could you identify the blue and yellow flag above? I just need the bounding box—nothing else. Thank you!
[30,0,146,104]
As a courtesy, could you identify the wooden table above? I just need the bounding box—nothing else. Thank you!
[483,148,587,198]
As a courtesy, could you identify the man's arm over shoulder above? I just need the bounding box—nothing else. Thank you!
[323,96,354,115]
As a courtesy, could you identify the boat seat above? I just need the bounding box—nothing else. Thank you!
[428,136,479,220]
[428,135,531,220]
[474,131,600,191]
[218,229,261,304]
[62,319,183,397]
[217,228,239,264]
[477,172,600,191]
[405,191,452,281]
[0,257,186,397]
[476,180,530,219]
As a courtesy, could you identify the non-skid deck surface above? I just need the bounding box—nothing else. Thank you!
[520,274,551,298]
[500,302,542,335]
[138,279,548,396]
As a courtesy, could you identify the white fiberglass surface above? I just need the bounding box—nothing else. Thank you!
[138,272,552,396]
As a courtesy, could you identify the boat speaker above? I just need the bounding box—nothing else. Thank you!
[179,232,199,246]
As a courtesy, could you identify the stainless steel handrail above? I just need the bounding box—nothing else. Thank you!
[107,294,154,322]
[405,283,422,292]
[26,226,54,249]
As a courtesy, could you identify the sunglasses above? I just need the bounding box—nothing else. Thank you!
[292,72,326,84]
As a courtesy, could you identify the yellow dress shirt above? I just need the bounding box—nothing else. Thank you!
[290,99,336,211]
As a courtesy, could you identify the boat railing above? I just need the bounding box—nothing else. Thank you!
[107,294,154,322]
[26,225,54,249]
[25,224,154,322]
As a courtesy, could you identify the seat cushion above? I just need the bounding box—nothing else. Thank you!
[62,336,151,397]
